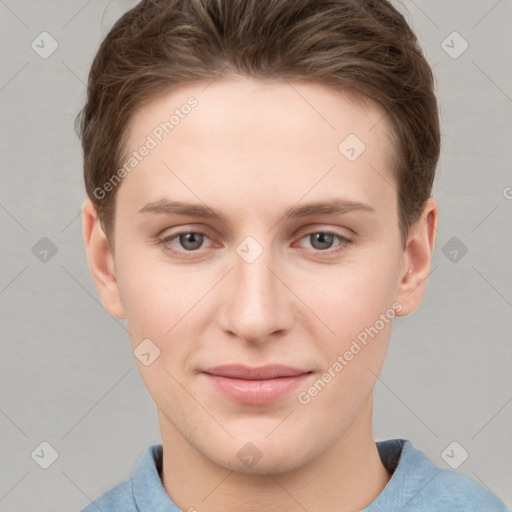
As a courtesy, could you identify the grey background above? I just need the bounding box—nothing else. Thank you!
[0,1,511,510]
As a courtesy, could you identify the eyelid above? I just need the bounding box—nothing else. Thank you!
[159,228,216,246]
[293,224,354,245]
[157,222,217,240]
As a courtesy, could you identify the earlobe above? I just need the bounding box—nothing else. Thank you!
[395,198,437,316]
[82,199,126,319]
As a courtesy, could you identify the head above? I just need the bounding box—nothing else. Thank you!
[79,0,439,475]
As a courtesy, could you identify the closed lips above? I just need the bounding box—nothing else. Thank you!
[202,365,311,380]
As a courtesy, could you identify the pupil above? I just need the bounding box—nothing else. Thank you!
[181,233,203,250]
[312,233,333,250]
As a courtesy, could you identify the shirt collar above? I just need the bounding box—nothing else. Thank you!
[131,439,426,511]
[132,444,181,511]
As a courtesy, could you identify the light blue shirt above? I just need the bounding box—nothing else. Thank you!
[81,439,508,511]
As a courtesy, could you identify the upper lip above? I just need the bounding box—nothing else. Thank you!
[202,365,311,380]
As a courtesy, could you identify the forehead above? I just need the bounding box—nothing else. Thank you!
[119,77,396,222]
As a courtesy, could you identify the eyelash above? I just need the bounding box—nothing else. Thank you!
[158,229,352,259]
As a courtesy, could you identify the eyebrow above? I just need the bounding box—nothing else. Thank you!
[138,198,375,222]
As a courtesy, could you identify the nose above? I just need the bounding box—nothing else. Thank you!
[216,240,295,344]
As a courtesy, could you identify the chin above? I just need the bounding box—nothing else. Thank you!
[221,451,306,476]
[204,434,318,477]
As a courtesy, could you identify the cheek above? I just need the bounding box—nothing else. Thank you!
[297,252,400,401]
[116,254,215,358]
[307,257,401,340]
[115,252,170,344]
[116,262,203,403]
[297,271,396,421]
[115,229,402,353]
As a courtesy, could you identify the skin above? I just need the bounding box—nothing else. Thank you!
[82,76,437,512]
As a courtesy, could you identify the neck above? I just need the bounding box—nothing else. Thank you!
[159,397,390,512]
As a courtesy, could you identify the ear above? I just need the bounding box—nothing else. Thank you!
[82,199,126,319]
[395,197,437,316]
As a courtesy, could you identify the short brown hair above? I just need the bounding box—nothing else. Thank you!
[76,0,440,247]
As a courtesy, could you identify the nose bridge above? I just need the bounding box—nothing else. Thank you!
[234,235,278,315]
[236,239,274,302]
[218,234,292,341]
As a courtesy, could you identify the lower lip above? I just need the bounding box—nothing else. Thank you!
[203,373,312,405]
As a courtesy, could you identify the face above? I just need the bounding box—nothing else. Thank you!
[84,77,435,475]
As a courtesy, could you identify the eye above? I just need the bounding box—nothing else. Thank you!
[158,228,352,259]
[295,231,351,255]
[159,230,214,256]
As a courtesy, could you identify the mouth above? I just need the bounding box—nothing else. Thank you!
[201,365,313,405]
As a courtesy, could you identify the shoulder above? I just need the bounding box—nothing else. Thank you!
[80,444,166,512]
[80,479,136,512]
[422,467,507,510]
[371,439,508,511]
